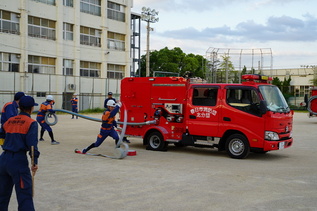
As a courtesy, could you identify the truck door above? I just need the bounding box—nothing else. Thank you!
[186,86,220,137]
[223,86,265,148]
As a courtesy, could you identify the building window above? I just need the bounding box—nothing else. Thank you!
[107,64,124,79]
[0,52,19,72]
[63,0,73,7]
[0,10,20,34]
[32,0,55,5]
[107,32,125,51]
[37,92,46,97]
[80,61,100,78]
[63,59,73,75]
[28,16,56,40]
[80,26,101,47]
[63,23,73,41]
[107,1,125,22]
[80,0,101,16]
[293,85,311,97]
[28,55,55,74]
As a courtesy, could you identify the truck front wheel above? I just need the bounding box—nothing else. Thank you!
[225,134,250,159]
[146,132,167,151]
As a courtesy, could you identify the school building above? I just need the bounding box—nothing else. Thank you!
[262,67,317,106]
[0,0,141,110]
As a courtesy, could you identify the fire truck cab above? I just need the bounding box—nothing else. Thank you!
[120,75,293,159]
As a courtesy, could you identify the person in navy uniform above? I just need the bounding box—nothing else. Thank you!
[82,100,121,153]
[104,92,116,108]
[0,95,40,211]
[70,94,78,119]
[103,93,130,144]
[0,92,25,145]
[36,95,59,145]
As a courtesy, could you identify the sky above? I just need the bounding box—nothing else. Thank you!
[131,0,317,70]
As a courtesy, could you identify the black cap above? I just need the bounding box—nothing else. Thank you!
[19,96,38,107]
[108,92,113,95]
[14,92,25,101]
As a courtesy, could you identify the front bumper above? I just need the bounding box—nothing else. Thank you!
[263,138,293,151]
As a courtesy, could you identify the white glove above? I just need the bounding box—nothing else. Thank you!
[116,102,122,107]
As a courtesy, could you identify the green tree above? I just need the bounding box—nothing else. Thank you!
[217,55,235,83]
[139,47,207,78]
[272,76,292,101]
[310,78,317,86]
[241,66,247,75]
[232,71,240,83]
[272,77,282,89]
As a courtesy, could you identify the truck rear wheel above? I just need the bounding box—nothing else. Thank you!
[225,134,250,159]
[147,131,167,151]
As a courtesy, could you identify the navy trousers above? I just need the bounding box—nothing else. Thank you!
[95,129,119,147]
[0,151,34,211]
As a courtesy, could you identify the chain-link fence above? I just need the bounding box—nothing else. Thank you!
[0,72,121,111]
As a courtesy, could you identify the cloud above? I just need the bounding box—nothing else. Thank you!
[134,0,245,12]
[134,0,310,13]
[237,15,317,41]
[158,14,317,43]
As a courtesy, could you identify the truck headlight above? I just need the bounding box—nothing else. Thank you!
[265,131,279,141]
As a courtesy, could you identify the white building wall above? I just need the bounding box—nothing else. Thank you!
[262,67,317,106]
[262,68,315,87]
[0,0,134,110]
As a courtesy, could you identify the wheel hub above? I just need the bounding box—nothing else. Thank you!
[231,139,244,154]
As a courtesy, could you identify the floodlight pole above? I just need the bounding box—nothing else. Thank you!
[146,21,150,77]
[141,7,159,77]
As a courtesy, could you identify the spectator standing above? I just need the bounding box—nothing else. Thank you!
[104,92,116,108]
[70,94,78,119]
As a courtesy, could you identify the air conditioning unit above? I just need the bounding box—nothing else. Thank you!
[68,84,76,90]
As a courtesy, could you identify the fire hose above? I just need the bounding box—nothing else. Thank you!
[42,108,156,159]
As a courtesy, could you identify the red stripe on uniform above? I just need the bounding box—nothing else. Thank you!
[20,176,25,189]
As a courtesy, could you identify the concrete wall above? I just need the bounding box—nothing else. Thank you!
[0,0,134,109]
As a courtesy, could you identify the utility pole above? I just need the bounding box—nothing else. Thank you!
[141,7,159,77]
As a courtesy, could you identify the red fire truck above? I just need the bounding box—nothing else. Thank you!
[305,87,317,117]
[120,75,293,159]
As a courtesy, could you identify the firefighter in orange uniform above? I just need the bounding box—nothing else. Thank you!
[82,100,121,153]
[0,92,25,146]
[36,95,59,145]
[0,96,40,211]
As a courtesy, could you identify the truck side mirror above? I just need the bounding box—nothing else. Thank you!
[259,100,267,115]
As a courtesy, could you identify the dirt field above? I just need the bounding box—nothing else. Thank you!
[4,112,317,211]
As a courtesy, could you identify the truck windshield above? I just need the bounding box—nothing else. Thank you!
[259,85,290,113]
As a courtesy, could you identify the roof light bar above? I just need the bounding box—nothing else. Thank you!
[242,74,272,82]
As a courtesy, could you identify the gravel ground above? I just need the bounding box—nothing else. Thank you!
[4,112,317,211]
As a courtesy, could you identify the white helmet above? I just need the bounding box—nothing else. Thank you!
[46,95,54,101]
[106,99,116,107]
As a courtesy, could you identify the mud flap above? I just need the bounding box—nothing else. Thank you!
[181,134,195,146]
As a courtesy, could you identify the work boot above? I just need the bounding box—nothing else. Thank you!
[39,138,44,141]
[115,139,120,148]
[83,143,95,153]
[123,137,130,143]
[51,140,60,145]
